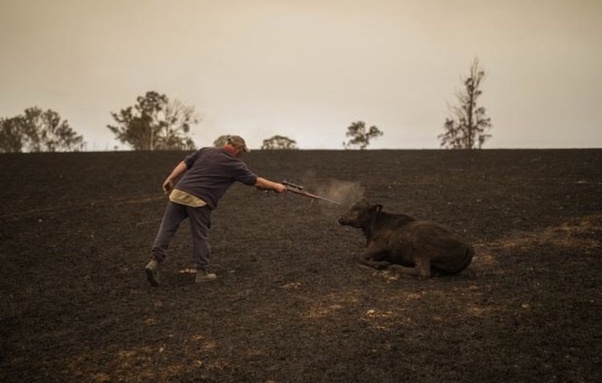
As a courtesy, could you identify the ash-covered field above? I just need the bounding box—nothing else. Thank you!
[1,149,600,383]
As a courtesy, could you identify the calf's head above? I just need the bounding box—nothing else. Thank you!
[338,199,382,228]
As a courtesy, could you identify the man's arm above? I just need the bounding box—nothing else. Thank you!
[255,177,287,193]
[162,161,188,193]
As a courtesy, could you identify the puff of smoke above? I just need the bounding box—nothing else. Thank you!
[294,170,364,211]
[316,180,365,209]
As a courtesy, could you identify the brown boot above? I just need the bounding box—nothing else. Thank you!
[145,259,160,287]
[195,268,217,283]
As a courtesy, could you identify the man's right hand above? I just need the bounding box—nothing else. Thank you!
[254,178,287,193]
[273,183,287,193]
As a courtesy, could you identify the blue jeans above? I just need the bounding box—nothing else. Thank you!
[151,201,212,269]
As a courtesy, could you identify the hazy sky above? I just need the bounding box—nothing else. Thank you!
[1,0,601,150]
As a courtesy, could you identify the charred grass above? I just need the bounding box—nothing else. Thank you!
[1,149,601,382]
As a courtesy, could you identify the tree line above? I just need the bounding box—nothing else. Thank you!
[0,107,85,153]
[0,57,491,153]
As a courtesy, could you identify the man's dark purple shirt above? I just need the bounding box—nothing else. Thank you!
[175,147,258,209]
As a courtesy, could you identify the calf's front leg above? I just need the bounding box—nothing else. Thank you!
[390,256,432,278]
[360,245,391,270]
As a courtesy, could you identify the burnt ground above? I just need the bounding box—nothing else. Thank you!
[0,149,601,383]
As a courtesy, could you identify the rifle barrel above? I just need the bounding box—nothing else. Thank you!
[286,187,340,205]
[314,195,341,205]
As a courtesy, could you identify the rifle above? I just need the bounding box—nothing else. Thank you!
[283,181,340,205]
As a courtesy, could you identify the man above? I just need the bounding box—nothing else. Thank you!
[145,135,286,286]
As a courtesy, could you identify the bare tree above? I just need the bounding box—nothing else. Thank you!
[108,91,198,150]
[261,135,298,150]
[343,121,383,150]
[439,58,492,149]
[155,99,197,150]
